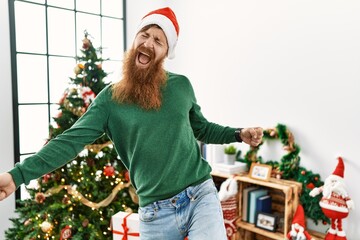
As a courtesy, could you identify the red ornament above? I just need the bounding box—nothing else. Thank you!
[301,170,306,175]
[314,176,319,181]
[306,182,315,189]
[60,225,72,240]
[42,174,51,183]
[103,165,115,177]
[124,171,130,182]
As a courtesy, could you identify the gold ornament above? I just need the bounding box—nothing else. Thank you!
[40,220,53,233]
[35,192,46,204]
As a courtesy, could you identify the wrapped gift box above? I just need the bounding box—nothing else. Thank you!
[112,211,140,240]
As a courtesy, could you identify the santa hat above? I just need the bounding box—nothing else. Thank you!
[329,156,345,181]
[292,204,306,228]
[137,7,180,59]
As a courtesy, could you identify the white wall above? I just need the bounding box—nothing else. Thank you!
[0,0,16,239]
[127,0,360,237]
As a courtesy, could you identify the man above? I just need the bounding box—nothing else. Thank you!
[0,7,263,240]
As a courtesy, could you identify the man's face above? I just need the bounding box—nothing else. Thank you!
[133,26,169,69]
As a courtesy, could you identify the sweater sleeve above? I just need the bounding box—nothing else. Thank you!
[186,79,237,144]
[9,87,111,188]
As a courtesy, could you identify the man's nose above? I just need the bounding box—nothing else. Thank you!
[143,38,154,48]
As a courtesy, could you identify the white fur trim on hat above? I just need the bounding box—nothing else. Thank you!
[327,174,344,182]
[137,14,178,59]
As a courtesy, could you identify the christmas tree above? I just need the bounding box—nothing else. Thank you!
[5,31,138,240]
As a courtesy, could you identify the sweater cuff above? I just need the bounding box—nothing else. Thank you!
[8,166,24,189]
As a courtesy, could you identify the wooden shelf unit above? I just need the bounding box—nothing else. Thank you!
[212,171,325,240]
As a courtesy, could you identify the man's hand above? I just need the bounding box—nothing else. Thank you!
[0,173,16,201]
[240,127,263,147]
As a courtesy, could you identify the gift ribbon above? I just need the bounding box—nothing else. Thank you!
[112,212,140,240]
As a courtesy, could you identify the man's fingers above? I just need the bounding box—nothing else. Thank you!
[250,127,263,139]
[0,190,7,201]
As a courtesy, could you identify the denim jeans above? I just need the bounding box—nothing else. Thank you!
[138,179,227,240]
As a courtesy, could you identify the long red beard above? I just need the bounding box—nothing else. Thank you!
[112,46,167,110]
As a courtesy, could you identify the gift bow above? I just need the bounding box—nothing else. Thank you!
[113,212,140,240]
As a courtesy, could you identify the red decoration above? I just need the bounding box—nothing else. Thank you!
[309,157,354,240]
[222,196,238,240]
[81,87,96,107]
[301,170,306,175]
[104,165,115,177]
[286,205,313,240]
[112,213,140,240]
[306,182,315,189]
[42,174,51,183]
[60,225,72,240]
[124,171,130,182]
[218,177,238,240]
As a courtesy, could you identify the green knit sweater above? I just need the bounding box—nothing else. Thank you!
[9,72,237,207]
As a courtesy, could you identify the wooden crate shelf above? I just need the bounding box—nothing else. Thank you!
[212,171,325,240]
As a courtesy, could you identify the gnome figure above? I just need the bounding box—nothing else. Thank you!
[286,204,314,240]
[309,157,355,240]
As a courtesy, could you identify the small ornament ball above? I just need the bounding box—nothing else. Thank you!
[104,165,115,177]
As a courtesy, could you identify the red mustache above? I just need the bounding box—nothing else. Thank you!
[137,45,155,59]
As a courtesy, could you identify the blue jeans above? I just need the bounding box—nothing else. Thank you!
[138,179,227,240]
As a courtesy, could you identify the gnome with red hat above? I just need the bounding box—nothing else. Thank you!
[286,204,314,240]
[309,157,355,240]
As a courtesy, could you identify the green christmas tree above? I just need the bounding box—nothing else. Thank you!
[5,31,138,240]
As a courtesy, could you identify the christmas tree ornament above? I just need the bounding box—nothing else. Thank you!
[24,218,32,226]
[35,192,46,204]
[306,182,315,189]
[286,204,314,240]
[42,173,52,183]
[62,196,70,204]
[104,164,115,177]
[309,157,354,240]
[40,220,53,233]
[82,34,91,50]
[124,171,130,182]
[82,219,89,227]
[60,225,72,240]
